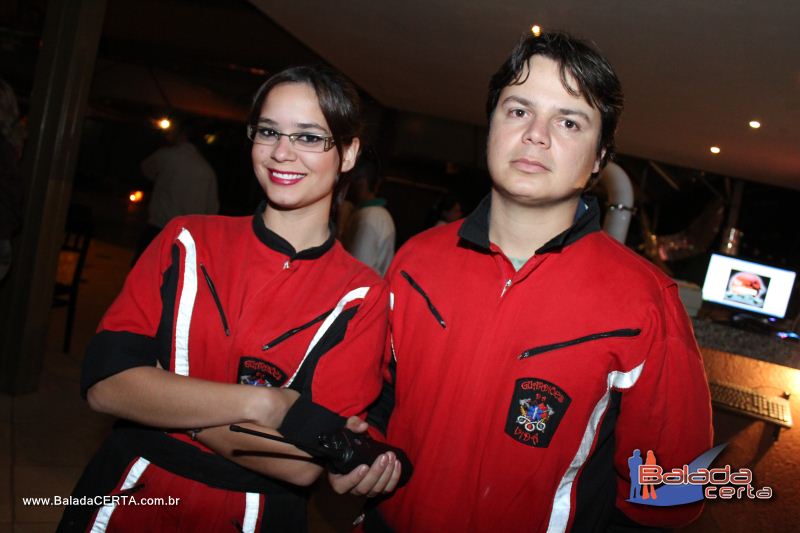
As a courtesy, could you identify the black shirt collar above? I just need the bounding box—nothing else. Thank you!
[458,194,602,254]
[251,201,335,260]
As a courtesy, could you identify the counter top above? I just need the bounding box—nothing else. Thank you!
[692,318,800,369]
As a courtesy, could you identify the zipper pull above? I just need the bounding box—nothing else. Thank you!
[501,279,512,297]
[283,260,291,270]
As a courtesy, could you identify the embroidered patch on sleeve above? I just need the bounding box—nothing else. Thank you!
[505,377,571,448]
[237,356,287,387]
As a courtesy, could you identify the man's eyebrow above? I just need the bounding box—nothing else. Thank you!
[557,108,592,123]
[502,95,534,108]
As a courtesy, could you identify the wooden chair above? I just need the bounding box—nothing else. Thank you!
[53,204,93,352]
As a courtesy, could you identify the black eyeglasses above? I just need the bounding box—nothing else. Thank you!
[247,124,336,153]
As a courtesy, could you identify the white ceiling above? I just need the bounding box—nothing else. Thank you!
[251,0,800,190]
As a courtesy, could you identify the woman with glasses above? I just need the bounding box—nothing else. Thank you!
[60,65,401,532]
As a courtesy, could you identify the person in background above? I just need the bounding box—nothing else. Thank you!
[424,192,463,228]
[0,78,24,283]
[59,64,402,532]
[342,147,395,275]
[364,31,712,532]
[335,195,355,240]
[132,120,219,262]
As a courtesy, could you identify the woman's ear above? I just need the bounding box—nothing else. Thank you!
[339,138,361,173]
[592,148,607,175]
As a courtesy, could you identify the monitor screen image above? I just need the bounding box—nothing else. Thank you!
[701,254,796,318]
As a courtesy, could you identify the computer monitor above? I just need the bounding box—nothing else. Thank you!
[701,253,796,319]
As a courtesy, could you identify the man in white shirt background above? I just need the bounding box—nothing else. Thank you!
[342,147,395,275]
[133,120,219,262]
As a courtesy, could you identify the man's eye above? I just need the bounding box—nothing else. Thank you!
[508,108,527,118]
[296,133,324,145]
[563,119,579,130]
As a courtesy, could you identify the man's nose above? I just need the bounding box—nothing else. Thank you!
[522,117,550,148]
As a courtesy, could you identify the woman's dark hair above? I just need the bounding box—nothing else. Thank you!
[486,31,624,186]
[249,64,363,216]
[347,145,382,194]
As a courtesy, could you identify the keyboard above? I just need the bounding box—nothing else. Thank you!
[709,381,793,428]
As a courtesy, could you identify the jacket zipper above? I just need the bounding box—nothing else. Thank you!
[501,279,512,297]
[262,307,333,350]
[200,264,230,336]
[401,270,446,328]
[519,328,641,359]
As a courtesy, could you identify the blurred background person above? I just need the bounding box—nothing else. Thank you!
[335,193,355,240]
[0,78,24,283]
[342,147,395,275]
[132,119,219,261]
[425,192,463,228]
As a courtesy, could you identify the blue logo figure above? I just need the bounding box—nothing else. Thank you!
[628,449,643,500]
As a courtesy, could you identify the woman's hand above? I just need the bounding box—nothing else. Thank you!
[327,417,402,497]
[249,387,301,428]
[87,366,302,430]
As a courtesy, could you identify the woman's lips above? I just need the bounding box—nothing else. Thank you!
[511,158,550,173]
[268,169,307,185]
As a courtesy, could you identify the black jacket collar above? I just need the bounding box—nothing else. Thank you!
[458,194,602,254]
[251,201,335,260]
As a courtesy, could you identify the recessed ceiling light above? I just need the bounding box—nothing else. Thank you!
[129,190,144,203]
[710,146,721,154]
[531,25,542,36]
[749,120,761,129]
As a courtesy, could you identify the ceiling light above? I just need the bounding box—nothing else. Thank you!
[710,146,721,154]
[531,25,542,37]
[129,190,144,203]
[157,118,171,130]
[749,120,761,129]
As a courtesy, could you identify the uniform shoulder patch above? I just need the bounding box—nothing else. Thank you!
[505,377,571,448]
[238,356,287,387]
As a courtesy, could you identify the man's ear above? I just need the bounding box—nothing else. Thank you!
[340,138,361,173]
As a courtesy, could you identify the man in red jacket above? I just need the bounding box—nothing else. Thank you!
[341,31,713,532]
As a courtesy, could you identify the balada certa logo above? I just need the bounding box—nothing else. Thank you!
[628,444,772,505]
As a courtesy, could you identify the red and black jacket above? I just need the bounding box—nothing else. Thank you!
[371,195,712,533]
[65,205,389,532]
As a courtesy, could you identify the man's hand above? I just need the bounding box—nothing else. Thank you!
[328,417,402,497]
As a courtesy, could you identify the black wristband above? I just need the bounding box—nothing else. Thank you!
[277,396,346,450]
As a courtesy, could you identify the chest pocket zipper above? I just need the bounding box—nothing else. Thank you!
[262,307,334,351]
[200,264,230,336]
[519,328,641,359]
[400,270,446,328]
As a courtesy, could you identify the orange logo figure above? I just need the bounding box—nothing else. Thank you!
[642,450,658,500]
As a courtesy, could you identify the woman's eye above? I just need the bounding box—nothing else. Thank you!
[563,119,579,130]
[296,134,324,145]
[258,127,280,139]
[508,108,527,118]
